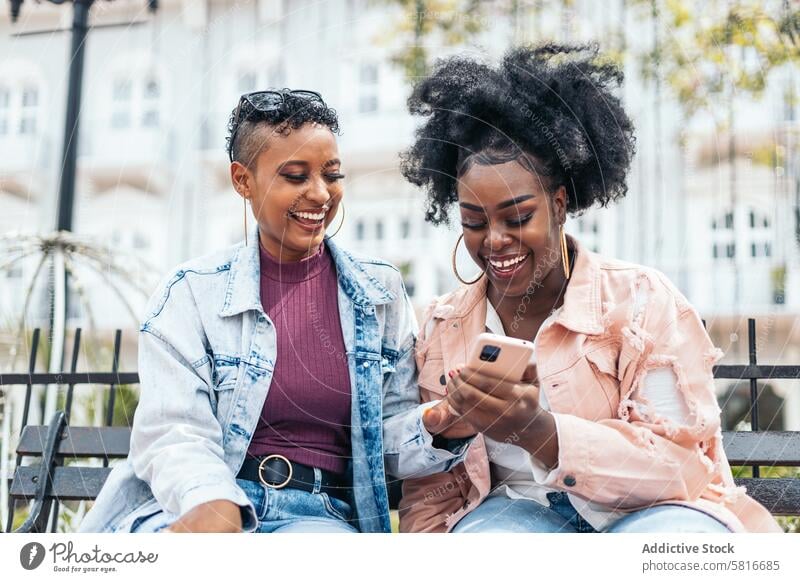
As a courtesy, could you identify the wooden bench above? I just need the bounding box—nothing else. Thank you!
[8,417,798,532]
[4,321,800,532]
[723,431,800,514]
[8,413,125,532]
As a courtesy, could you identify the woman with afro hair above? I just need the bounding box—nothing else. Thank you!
[400,44,780,533]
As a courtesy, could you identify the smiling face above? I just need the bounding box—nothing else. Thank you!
[457,158,567,302]
[230,123,344,262]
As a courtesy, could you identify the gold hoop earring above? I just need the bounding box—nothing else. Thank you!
[451,233,483,285]
[243,197,248,246]
[560,225,571,279]
[326,203,345,238]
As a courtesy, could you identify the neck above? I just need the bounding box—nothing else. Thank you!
[258,230,321,263]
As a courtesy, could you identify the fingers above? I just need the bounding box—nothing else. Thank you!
[422,400,477,438]
[458,366,522,399]
[447,372,506,417]
[521,362,539,385]
[422,401,455,434]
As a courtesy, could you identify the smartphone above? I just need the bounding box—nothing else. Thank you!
[467,332,535,382]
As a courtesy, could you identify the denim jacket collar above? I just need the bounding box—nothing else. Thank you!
[219,225,395,318]
[436,235,604,335]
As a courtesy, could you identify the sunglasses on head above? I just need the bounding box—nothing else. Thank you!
[228,89,325,162]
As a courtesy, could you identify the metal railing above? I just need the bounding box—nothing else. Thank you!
[2,327,136,532]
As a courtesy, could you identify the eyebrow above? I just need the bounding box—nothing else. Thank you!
[277,158,341,170]
[277,160,309,169]
[459,194,536,213]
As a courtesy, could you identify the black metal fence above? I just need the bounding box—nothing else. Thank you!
[2,327,137,532]
[1,319,799,532]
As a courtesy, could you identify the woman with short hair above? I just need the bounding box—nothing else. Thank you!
[80,89,462,533]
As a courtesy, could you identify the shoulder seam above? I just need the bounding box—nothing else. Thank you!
[145,265,230,322]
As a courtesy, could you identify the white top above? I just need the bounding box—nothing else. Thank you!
[482,292,691,531]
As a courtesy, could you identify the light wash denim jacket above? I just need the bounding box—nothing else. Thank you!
[79,226,466,533]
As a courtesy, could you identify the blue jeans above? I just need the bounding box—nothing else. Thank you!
[452,491,732,533]
[131,478,358,533]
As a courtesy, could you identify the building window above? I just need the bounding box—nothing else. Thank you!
[375,219,384,240]
[110,75,161,130]
[355,220,365,241]
[751,242,773,258]
[401,218,411,239]
[358,63,379,114]
[726,243,736,258]
[142,77,160,128]
[19,86,38,135]
[111,78,132,129]
[724,211,734,229]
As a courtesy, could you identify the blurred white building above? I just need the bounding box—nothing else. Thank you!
[0,0,798,426]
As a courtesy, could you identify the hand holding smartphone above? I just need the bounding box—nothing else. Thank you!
[467,332,535,382]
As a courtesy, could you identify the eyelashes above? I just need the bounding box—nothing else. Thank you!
[507,213,534,226]
[461,213,534,230]
[281,173,345,183]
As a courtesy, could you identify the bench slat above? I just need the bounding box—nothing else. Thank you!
[17,426,131,459]
[723,431,800,466]
[713,365,800,380]
[0,372,139,385]
[10,466,112,501]
[735,478,800,515]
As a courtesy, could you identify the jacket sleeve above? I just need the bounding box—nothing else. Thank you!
[397,378,472,533]
[396,300,472,533]
[129,276,258,531]
[534,279,725,509]
[383,287,470,479]
[399,465,472,533]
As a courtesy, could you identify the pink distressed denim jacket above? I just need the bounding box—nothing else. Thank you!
[399,237,781,533]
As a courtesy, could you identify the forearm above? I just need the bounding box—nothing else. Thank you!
[520,410,559,470]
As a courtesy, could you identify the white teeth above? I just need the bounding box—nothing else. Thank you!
[489,254,528,269]
[293,211,325,221]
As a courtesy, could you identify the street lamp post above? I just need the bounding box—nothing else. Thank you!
[6,3,159,527]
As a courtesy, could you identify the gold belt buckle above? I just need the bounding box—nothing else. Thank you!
[258,454,293,489]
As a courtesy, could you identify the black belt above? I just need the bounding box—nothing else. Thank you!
[237,454,351,501]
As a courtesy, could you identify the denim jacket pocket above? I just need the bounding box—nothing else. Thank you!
[212,356,240,388]
[210,356,241,425]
